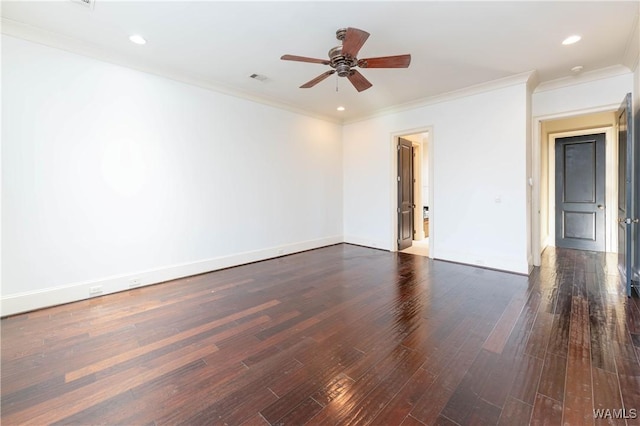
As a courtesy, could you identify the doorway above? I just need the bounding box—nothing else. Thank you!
[535,111,618,261]
[396,131,430,257]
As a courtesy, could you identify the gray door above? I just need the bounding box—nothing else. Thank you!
[555,133,606,251]
[617,93,636,296]
[398,138,413,250]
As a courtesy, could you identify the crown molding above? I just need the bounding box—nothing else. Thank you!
[343,70,536,125]
[1,18,341,125]
[533,64,633,94]
[526,70,540,94]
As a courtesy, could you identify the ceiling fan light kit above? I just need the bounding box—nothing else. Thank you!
[281,27,411,92]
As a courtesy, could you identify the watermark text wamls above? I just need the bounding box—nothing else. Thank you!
[593,408,637,419]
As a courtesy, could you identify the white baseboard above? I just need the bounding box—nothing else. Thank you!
[434,248,530,275]
[343,235,390,251]
[1,235,343,317]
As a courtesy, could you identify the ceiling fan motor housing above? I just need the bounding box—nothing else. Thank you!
[328,46,357,77]
[335,63,351,77]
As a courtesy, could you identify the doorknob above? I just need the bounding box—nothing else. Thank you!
[597,204,604,209]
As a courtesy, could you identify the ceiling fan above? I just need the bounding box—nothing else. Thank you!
[281,27,411,92]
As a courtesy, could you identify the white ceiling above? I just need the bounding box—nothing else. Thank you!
[2,1,639,122]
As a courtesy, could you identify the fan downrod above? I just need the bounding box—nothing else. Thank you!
[335,28,347,41]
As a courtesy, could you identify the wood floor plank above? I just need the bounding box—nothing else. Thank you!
[6,339,218,425]
[401,414,429,426]
[269,347,361,399]
[530,393,563,426]
[498,396,533,425]
[410,331,488,423]
[483,289,530,354]
[65,309,270,381]
[239,413,271,426]
[336,348,427,426]
[537,353,567,403]
[546,277,573,357]
[304,345,414,425]
[276,397,324,425]
[563,314,594,425]
[370,367,436,425]
[466,397,502,425]
[525,311,554,359]
[592,367,626,426]
[509,354,545,405]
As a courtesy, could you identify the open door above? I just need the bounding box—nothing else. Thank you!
[398,138,413,250]
[617,93,637,296]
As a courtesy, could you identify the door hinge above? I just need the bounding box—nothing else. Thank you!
[397,176,401,182]
[397,145,400,150]
[397,207,401,213]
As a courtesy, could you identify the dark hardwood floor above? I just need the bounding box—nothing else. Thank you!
[2,244,640,425]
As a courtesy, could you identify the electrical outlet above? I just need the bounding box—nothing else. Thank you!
[129,278,141,288]
[89,285,103,296]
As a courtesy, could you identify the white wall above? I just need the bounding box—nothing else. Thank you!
[2,36,343,315]
[343,82,530,274]
[532,72,633,118]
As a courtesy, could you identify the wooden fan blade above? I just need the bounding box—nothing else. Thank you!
[358,54,411,68]
[281,54,330,65]
[341,27,370,58]
[300,70,336,88]
[347,70,373,92]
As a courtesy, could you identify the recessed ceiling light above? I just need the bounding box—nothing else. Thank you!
[129,35,147,45]
[337,106,345,111]
[562,35,581,45]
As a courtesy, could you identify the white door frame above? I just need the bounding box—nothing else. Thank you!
[390,126,434,256]
[531,104,620,266]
